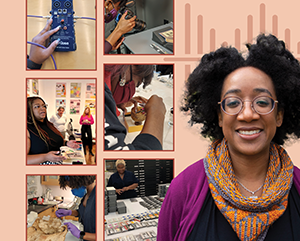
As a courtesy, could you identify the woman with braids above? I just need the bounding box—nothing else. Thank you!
[56,175,96,241]
[105,64,166,150]
[27,96,78,165]
[157,34,300,241]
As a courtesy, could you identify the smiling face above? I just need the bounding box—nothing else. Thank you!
[218,67,283,158]
[85,107,90,115]
[58,107,64,116]
[117,164,125,174]
[32,98,47,122]
[116,164,125,174]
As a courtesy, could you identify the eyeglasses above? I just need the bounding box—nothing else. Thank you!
[218,96,278,115]
[33,104,48,109]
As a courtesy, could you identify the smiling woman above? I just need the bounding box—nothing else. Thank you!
[27,96,79,165]
[157,34,300,241]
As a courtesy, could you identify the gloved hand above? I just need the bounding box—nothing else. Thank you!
[64,222,81,239]
[55,209,72,218]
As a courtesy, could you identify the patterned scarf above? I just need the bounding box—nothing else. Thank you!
[203,139,293,241]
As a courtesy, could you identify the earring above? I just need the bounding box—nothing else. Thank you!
[119,76,126,86]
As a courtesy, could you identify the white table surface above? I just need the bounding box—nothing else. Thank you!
[118,75,174,150]
[105,198,159,240]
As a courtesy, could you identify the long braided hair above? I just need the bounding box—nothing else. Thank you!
[27,96,64,149]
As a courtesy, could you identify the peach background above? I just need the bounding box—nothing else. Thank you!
[2,0,300,240]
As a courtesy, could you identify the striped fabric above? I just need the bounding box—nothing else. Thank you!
[204,139,293,241]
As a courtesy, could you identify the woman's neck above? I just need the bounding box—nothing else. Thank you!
[230,151,269,182]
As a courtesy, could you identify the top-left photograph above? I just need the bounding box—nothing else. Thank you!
[27,0,96,70]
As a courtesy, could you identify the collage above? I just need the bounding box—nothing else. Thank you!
[2,0,300,240]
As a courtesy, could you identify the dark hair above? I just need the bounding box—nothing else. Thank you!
[27,96,64,147]
[105,65,129,80]
[57,106,65,111]
[59,176,96,189]
[132,65,154,88]
[105,64,154,88]
[182,34,300,145]
[112,0,127,8]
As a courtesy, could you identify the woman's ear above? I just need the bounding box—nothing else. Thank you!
[276,108,284,127]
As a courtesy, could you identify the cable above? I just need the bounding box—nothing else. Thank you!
[74,16,96,20]
[27,41,57,70]
[27,15,96,20]
[27,15,50,19]
[27,14,95,70]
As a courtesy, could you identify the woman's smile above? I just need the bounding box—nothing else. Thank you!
[218,67,283,158]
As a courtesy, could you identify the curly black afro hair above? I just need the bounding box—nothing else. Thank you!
[182,34,300,145]
[59,175,96,189]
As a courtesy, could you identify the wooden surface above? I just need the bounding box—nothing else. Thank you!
[38,205,57,218]
[41,176,60,186]
[27,0,96,70]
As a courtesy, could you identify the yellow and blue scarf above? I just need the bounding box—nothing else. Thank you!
[204,139,293,241]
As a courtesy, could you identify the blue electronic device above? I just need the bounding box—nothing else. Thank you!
[50,0,76,51]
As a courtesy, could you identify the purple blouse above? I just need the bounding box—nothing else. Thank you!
[157,159,300,241]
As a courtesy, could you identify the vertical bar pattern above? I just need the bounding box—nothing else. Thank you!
[197,15,203,54]
[247,15,253,43]
[260,4,266,33]
[210,29,216,52]
[235,29,241,51]
[222,41,228,47]
[272,15,278,36]
[185,4,191,54]
[185,65,191,81]
[285,29,291,50]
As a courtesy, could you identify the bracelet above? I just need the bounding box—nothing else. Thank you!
[27,56,42,69]
[80,231,85,240]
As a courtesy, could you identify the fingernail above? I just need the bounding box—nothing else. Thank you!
[56,38,61,44]
[50,16,53,20]
[55,26,61,30]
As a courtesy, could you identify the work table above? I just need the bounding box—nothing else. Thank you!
[27,203,57,215]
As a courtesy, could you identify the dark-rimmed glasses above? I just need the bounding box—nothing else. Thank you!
[218,96,278,115]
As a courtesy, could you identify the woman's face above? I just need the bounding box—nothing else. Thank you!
[32,99,47,122]
[116,164,125,174]
[85,108,89,114]
[127,66,143,88]
[58,108,64,116]
[218,67,283,158]
[105,0,121,12]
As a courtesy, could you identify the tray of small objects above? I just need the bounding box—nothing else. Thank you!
[60,146,85,164]
[139,196,163,210]
[105,230,157,241]
[105,209,160,237]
